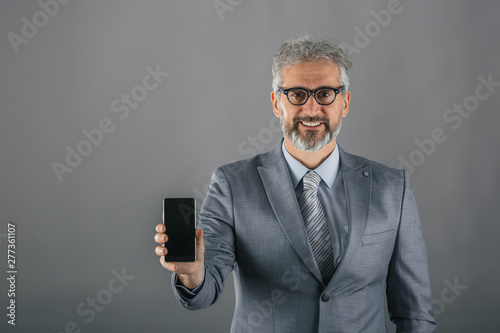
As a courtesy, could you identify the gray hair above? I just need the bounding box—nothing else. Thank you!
[272,34,352,95]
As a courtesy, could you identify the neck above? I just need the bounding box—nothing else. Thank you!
[284,137,337,169]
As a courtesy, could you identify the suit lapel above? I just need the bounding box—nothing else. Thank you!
[257,140,324,284]
[327,146,371,288]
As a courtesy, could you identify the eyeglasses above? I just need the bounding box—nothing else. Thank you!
[278,86,345,106]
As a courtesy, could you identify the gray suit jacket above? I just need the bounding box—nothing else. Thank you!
[172,139,436,332]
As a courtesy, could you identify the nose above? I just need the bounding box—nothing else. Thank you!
[301,91,323,115]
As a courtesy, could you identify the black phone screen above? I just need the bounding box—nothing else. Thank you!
[163,198,196,262]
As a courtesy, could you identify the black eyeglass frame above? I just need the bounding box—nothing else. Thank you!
[278,86,345,106]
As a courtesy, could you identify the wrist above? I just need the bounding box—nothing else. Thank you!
[178,266,204,290]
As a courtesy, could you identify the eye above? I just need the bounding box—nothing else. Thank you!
[317,89,333,97]
[291,90,306,98]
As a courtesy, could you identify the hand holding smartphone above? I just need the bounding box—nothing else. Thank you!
[155,197,204,289]
[162,198,196,262]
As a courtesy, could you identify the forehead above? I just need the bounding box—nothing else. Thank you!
[281,60,340,89]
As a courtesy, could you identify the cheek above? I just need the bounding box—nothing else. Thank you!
[322,108,337,119]
[280,105,298,121]
[329,106,344,119]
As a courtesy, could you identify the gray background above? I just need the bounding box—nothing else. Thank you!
[1,0,499,332]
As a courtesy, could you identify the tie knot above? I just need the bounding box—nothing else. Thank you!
[303,171,321,191]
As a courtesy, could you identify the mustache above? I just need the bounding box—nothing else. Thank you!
[292,116,328,124]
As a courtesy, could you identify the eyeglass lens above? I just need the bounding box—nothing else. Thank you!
[287,88,337,105]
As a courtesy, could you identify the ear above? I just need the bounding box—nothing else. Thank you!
[271,91,280,118]
[342,90,351,118]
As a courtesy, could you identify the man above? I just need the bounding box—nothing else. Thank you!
[155,34,436,332]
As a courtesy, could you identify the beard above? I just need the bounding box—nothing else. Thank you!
[279,104,343,152]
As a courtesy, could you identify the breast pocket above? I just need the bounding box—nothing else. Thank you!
[361,229,394,246]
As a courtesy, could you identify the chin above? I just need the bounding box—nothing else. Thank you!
[291,133,334,152]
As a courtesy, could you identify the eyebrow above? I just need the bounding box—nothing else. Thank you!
[285,85,341,90]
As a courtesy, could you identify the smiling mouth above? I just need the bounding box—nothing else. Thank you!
[300,121,322,127]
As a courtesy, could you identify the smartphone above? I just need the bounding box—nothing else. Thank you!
[163,198,196,262]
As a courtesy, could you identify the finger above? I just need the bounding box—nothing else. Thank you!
[164,262,177,272]
[195,228,204,261]
[154,233,168,244]
[159,255,169,270]
[155,245,167,256]
[156,224,165,233]
[159,256,177,271]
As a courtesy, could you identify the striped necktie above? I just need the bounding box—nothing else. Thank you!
[299,171,334,283]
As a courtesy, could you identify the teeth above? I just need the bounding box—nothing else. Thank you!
[301,121,321,127]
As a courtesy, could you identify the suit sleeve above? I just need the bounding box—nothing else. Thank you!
[386,170,437,332]
[171,167,236,310]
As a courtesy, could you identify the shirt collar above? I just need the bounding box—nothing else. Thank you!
[281,140,340,189]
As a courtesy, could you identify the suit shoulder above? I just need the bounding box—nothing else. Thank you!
[342,149,405,183]
[216,149,271,177]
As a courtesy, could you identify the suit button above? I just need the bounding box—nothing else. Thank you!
[321,293,330,302]
[363,171,370,177]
